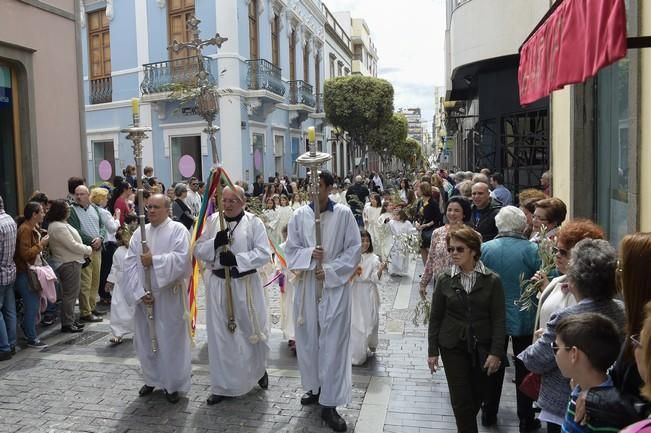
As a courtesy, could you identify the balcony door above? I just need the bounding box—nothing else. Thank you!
[88,9,112,104]
[249,0,259,60]
[168,0,196,79]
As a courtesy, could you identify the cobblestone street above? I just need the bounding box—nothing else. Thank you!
[0,260,520,432]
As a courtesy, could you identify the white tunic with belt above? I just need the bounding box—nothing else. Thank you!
[285,200,361,407]
[195,211,272,397]
[123,218,192,394]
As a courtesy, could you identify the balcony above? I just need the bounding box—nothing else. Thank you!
[309,92,326,121]
[288,80,315,108]
[140,56,215,96]
[246,59,286,97]
[89,76,112,104]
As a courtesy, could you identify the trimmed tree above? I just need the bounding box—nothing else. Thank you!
[366,113,408,170]
[324,75,394,173]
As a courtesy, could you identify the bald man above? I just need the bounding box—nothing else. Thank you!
[470,182,502,242]
[123,194,192,404]
[195,186,272,405]
[68,185,106,322]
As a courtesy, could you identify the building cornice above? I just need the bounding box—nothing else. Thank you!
[18,0,74,20]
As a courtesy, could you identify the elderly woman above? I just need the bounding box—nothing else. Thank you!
[530,197,566,242]
[419,196,471,298]
[172,183,195,230]
[427,227,505,433]
[46,199,92,333]
[90,187,120,307]
[518,189,548,238]
[532,219,605,335]
[480,206,541,431]
[518,238,625,433]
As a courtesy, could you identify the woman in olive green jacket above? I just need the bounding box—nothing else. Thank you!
[427,226,506,433]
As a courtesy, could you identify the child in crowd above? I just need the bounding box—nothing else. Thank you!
[106,226,135,345]
[554,313,622,433]
[388,209,416,277]
[376,200,394,261]
[278,225,296,353]
[350,230,385,365]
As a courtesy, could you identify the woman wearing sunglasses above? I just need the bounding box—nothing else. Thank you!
[427,226,506,433]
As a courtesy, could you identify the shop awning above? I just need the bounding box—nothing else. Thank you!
[518,0,627,105]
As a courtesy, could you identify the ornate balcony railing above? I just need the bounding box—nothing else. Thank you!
[288,80,315,108]
[89,76,112,104]
[140,56,215,95]
[246,59,286,97]
[316,93,324,113]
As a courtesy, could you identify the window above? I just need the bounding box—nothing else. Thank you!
[168,0,195,61]
[171,135,202,183]
[248,0,259,60]
[92,140,115,183]
[289,28,296,81]
[0,63,19,215]
[252,133,265,180]
[271,13,280,66]
[88,9,112,103]
[274,135,284,176]
[329,54,335,78]
[303,41,310,83]
[353,44,363,61]
[337,61,343,77]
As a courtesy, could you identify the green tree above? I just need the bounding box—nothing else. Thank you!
[366,113,408,168]
[393,137,424,170]
[324,76,394,172]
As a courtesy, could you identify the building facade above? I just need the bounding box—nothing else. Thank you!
[443,0,549,194]
[0,0,86,215]
[333,12,377,77]
[82,0,335,188]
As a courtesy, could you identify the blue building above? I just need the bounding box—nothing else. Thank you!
[82,0,330,187]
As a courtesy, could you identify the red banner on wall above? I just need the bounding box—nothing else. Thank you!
[518,0,627,105]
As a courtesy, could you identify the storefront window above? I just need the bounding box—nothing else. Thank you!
[596,58,629,245]
[252,132,265,181]
[171,135,202,183]
[0,63,18,215]
[92,140,115,184]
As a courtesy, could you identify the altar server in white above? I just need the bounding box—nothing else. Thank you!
[285,171,361,433]
[195,185,272,405]
[123,194,192,404]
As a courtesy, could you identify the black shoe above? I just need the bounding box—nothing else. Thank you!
[73,321,85,329]
[301,390,320,405]
[165,391,180,404]
[61,324,84,333]
[41,316,55,326]
[0,351,11,361]
[80,314,102,323]
[321,407,347,432]
[138,384,154,397]
[206,394,230,405]
[481,412,497,427]
[258,371,268,389]
[519,418,541,432]
[91,309,105,316]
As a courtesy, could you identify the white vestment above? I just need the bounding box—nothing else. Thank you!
[350,253,381,365]
[388,220,416,276]
[376,212,393,261]
[279,241,296,340]
[285,202,361,407]
[108,246,134,338]
[194,211,272,396]
[363,206,382,252]
[276,205,294,241]
[123,218,192,394]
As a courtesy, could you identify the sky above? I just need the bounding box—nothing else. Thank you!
[323,0,447,132]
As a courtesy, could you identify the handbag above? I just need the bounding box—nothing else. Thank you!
[27,253,53,293]
[519,372,541,400]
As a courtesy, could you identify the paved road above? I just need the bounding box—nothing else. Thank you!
[0,259,521,432]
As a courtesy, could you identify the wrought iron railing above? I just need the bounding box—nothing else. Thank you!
[246,59,286,96]
[316,93,324,112]
[288,80,315,107]
[140,56,215,95]
[89,76,112,104]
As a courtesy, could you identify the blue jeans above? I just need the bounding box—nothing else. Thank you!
[0,283,17,352]
[15,272,39,343]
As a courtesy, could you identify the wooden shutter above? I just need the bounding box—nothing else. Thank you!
[289,29,296,81]
[168,0,195,61]
[249,0,258,60]
[271,14,280,66]
[88,9,111,79]
[303,42,309,83]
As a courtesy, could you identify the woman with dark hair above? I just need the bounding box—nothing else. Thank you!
[530,197,567,242]
[46,200,92,333]
[172,184,195,230]
[14,202,49,348]
[350,230,385,365]
[518,239,625,433]
[108,181,131,225]
[427,226,506,433]
[419,196,471,299]
[574,232,651,428]
[416,182,443,265]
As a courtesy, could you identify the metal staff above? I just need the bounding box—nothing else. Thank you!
[122,99,158,352]
[296,127,332,301]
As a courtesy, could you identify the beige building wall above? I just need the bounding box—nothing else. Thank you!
[0,0,84,204]
[639,2,651,231]
[550,87,573,216]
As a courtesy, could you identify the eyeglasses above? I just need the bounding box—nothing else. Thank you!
[630,334,642,349]
[552,247,569,257]
[146,205,162,210]
[191,183,199,186]
[222,198,241,205]
[551,342,572,355]
[447,246,466,254]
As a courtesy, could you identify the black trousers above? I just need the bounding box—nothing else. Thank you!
[440,344,487,433]
[482,335,535,423]
[98,242,117,301]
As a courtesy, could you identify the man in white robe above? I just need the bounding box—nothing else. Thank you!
[194,185,272,405]
[123,194,192,404]
[285,171,361,432]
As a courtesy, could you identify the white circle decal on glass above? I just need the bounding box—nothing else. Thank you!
[98,160,112,180]
[179,155,196,178]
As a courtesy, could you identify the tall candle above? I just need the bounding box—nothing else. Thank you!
[131,97,140,115]
[308,126,315,143]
